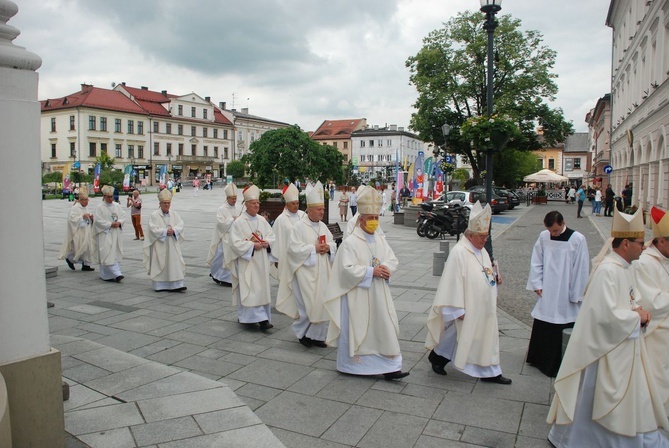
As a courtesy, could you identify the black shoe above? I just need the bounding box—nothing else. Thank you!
[299,336,313,347]
[174,286,187,292]
[383,371,410,381]
[258,320,274,331]
[65,259,75,270]
[480,374,512,385]
[210,274,221,285]
[220,281,232,287]
[115,275,124,282]
[81,266,95,272]
[428,350,449,375]
[311,340,328,348]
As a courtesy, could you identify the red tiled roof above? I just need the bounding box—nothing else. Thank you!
[41,86,147,115]
[213,108,233,126]
[122,85,175,102]
[312,119,365,140]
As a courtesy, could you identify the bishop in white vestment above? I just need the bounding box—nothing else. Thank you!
[144,189,186,292]
[276,181,335,347]
[58,186,95,271]
[226,185,276,330]
[425,202,511,384]
[207,183,241,286]
[548,208,669,447]
[92,185,126,282]
[323,186,409,381]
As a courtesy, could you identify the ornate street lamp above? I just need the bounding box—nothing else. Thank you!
[480,0,502,258]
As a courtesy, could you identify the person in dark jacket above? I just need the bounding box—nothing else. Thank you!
[604,184,615,217]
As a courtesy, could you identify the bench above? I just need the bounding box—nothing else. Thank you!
[327,223,344,247]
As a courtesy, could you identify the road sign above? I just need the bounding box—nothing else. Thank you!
[445,155,454,164]
[603,165,613,174]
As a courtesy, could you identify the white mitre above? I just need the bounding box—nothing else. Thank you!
[224,183,238,198]
[158,188,173,202]
[307,181,325,206]
[468,201,492,233]
[282,183,299,203]
[357,186,382,215]
[243,185,260,202]
[611,207,645,239]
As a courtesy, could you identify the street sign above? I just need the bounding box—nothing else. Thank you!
[445,155,454,164]
[603,165,613,174]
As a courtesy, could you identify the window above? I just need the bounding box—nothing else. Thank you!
[89,142,96,157]
[166,143,172,156]
[153,121,159,133]
[238,130,243,141]
[100,117,107,131]
[50,117,56,132]
[127,120,134,134]
[137,145,143,159]
[115,119,122,133]
[548,158,555,170]
[153,142,160,156]
[203,127,208,138]
[127,145,134,159]
[165,123,172,135]
[69,115,75,131]
[213,129,218,139]
[369,140,374,147]
[361,155,366,162]
[191,144,196,155]
[344,142,348,149]
[224,147,229,159]
[387,140,392,147]
[191,107,196,117]
[203,109,208,119]
[178,143,184,156]
[137,121,143,135]
[88,116,96,130]
[214,147,218,157]
[333,142,338,148]
[223,130,228,139]
[564,158,573,171]
[51,143,56,158]
[203,146,208,156]
[178,124,183,135]
[360,140,366,147]
[344,154,349,161]
[574,158,581,169]
[378,140,383,147]
[116,144,122,158]
[101,143,107,154]
[191,126,196,136]
[178,105,183,116]
[70,142,76,158]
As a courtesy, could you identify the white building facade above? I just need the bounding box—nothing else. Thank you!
[607,0,669,209]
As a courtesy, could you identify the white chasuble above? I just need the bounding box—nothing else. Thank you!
[92,201,126,266]
[59,202,93,263]
[143,209,185,283]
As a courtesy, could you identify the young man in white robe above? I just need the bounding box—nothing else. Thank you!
[525,211,589,377]
[276,181,335,347]
[226,185,276,330]
[92,185,126,282]
[632,206,669,410]
[271,183,305,273]
[323,185,409,381]
[548,208,669,447]
[207,183,241,287]
[58,186,95,272]
[143,189,186,292]
[425,201,511,384]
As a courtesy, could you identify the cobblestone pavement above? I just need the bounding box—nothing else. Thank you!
[42,189,621,448]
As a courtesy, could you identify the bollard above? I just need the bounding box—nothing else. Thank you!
[433,252,447,276]
[439,241,450,257]
[393,212,404,225]
[561,328,573,357]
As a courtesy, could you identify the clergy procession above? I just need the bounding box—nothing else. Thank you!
[53,181,669,446]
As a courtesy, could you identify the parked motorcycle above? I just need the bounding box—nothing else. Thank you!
[416,202,447,237]
[424,203,469,240]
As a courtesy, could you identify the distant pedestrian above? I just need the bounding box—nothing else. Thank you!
[576,186,585,218]
[604,184,615,217]
[338,190,349,222]
[567,187,575,204]
[329,182,335,201]
[193,177,200,196]
[349,187,358,216]
[622,184,632,208]
[126,190,144,241]
[594,187,602,216]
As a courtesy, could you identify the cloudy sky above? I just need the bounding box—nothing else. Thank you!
[12,0,612,133]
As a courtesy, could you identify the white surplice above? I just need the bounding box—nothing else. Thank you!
[225,212,276,323]
[207,202,241,283]
[324,227,402,375]
[92,201,126,279]
[58,202,94,266]
[547,253,669,446]
[425,236,502,378]
[143,209,185,290]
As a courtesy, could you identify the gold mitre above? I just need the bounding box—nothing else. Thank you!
[101,185,114,196]
[158,188,173,202]
[611,207,644,238]
[307,181,325,207]
[357,185,382,215]
[650,206,669,238]
[468,201,492,233]
[224,183,238,198]
[282,183,299,203]
[243,184,260,202]
[78,185,89,199]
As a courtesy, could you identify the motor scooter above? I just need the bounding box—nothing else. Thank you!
[424,203,469,240]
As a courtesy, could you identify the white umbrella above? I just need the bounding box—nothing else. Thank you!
[523,169,568,183]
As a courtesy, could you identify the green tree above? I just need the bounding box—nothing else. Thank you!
[96,151,115,170]
[100,169,124,187]
[243,125,344,188]
[42,172,62,183]
[406,10,573,183]
[493,149,540,188]
[226,160,246,179]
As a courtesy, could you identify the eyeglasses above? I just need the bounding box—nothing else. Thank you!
[630,239,645,246]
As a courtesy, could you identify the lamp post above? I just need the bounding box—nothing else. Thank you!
[441,124,452,191]
[480,0,502,258]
